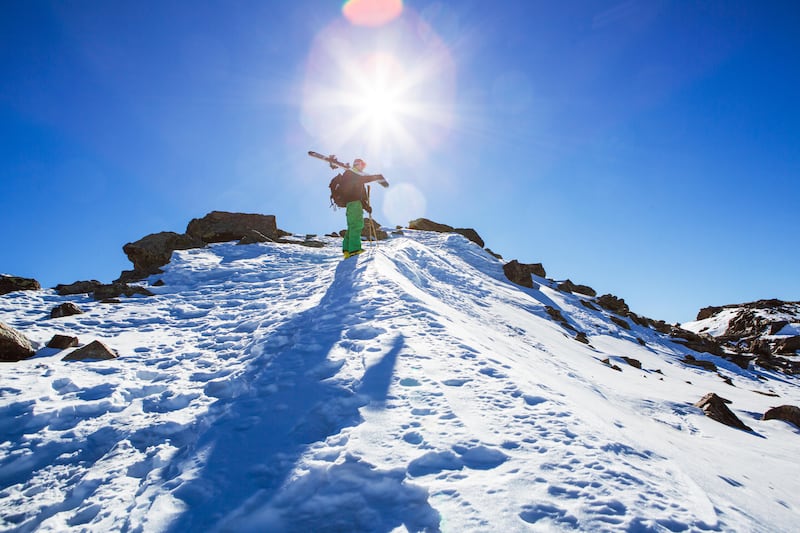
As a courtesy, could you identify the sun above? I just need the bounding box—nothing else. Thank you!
[300,14,455,164]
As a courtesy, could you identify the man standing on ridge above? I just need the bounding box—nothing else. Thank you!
[337,158,388,258]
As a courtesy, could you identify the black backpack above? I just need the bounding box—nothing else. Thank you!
[329,173,347,208]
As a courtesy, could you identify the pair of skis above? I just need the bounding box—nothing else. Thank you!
[308,151,389,187]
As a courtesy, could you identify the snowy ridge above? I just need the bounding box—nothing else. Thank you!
[1,231,799,532]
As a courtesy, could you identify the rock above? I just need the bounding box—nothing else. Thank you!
[622,357,642,369]
[575,332,590,344]
[609,316,631,330]
[62,340,118,361]
[187,211,285,244]
[557,279,597,297]
[670,328,725,356]
[682,354,718,372]
[694,393,752,431]
[0,322,36,362]
[453,228,484,248]
[93,283,154,301]
[596,294,630,315]
[55,280,103,296]
[755,354,800,375]
[696,306,724,321]
[580,300,599,311]
[545,306,576,331]
[362,218,389,241]
[0,275,41,295]
[601,358,622,371]
[51,302,83,319]
[485,248,503,260]
[408,218,454,233]
[122,231,205,278]
[237,229,273,245]
[774,336,800,355]
[762,405,800,429]
[503,260,545,288]
[47,335,79,350]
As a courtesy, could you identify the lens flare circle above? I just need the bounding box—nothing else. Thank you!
[343,0,403,27]
[382,182,426,227]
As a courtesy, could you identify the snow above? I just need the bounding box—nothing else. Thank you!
[1,230,799,532]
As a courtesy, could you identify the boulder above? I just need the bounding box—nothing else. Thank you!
[51,303,83,319]
[762,405,800,429]
[55,280,103,296]
[681,354,717,372]
[696,306,723,321]
[609,316,631,330]
[0,275,41,295]
[622,357,642,369]
[557,279,597,297]
[93,283,154,301]
[362,218,389,241]
[774,336,800,355]
[694,393,752,432]
[0,322,36,362]
[123,231,204,277]
[408,218,454,233]
[407,218,485,248]
[47,335,79,350]
[503,260,546,288]
[669,328,725,356]
[596,294,630,315]
[62,340,118,361]
[453,228,485,248]
[237,230,273,245]
[187,211,284,244]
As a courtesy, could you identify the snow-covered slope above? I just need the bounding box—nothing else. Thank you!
[2,231,799,532]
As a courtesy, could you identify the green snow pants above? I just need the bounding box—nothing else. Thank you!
[343,200,364,254]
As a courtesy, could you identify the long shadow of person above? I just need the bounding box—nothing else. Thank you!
[164,257,440,532]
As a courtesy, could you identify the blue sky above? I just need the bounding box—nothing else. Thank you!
[2,0,798,324]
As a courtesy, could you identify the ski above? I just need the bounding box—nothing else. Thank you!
[308,151,351,170]
[308,151,389,187]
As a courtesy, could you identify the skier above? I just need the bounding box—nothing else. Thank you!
[337,158,387,258]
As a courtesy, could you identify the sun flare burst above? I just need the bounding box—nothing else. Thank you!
[300,13,455,164]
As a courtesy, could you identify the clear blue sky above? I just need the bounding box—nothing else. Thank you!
[2,1,798,324]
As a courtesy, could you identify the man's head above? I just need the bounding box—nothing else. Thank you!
[353,158,366,172]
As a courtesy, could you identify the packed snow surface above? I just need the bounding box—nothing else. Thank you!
[1,231,799,532]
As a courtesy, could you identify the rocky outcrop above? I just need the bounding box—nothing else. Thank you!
[681,354,717,372]
[596,294,630,316]
[762,405,800,429]
[0,322,36,362]
[55,280,103,296]
[187,211,284,244]
[694,393,752,432]
[362,218,389,241]
[0,275,41,295]
[62,340,118,361]
[93,283,152,301]
[557,280,597,297]
[47,335,79,350]
[122,231,205,279]
[503,260,545,289]
[51,303,84,319]
[408,218,485,248]
[669,328,725,357]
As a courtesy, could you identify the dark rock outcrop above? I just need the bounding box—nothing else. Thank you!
[187,211,283,244]
[762,405,800,429]
[362,218,389,241]
[557,279,597,297]
[0,322,36,362]
[0,275,41,295]
[93,283,154,301]
[681,354,717,372]
[774,336,800,355]
[503,260,545,288]
[669,328,725,356]
[62,340,118,361]
[694,393,752,432]
[238,230,273,245]
[47,335,79,350]
[51,303,84,319]
[55,280,103,296]
[596,294,630,316]
[123,231,205,278]
[408,218,485,248]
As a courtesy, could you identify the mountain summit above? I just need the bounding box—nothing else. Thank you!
[1,218,799,532]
